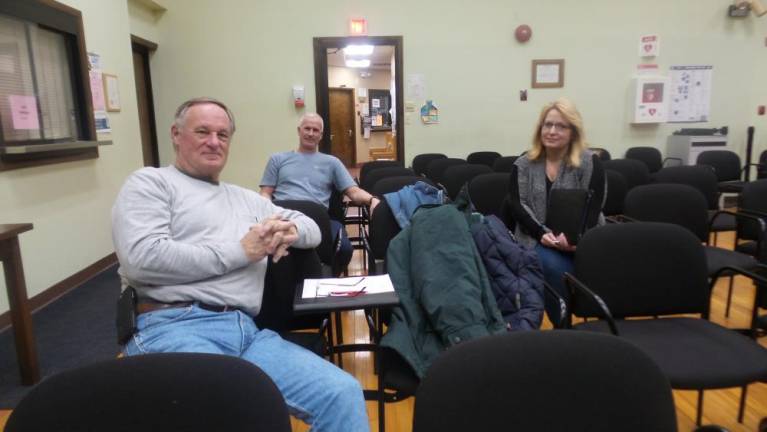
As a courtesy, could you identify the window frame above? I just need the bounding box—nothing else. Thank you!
[0,0,97,172]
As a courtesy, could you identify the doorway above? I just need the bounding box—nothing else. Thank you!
[329,88,356,166]
[131,35,159,167]
[313,36,404,167]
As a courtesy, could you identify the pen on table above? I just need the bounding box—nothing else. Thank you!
[330,286,367,297]
[318,277,366,287]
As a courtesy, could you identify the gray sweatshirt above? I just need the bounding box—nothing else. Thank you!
[111,165,320,317]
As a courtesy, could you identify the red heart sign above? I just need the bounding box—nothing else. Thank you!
[649,108,657,115]
[644,44,653,52]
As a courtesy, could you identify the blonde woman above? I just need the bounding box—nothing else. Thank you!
[503,98,605,326]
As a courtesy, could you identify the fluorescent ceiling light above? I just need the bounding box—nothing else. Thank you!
[345,58,371,68]
[343,45,374,56]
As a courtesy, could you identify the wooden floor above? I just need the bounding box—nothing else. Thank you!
[1,231,765,431]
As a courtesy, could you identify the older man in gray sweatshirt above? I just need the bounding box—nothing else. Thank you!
[112,97,369,432]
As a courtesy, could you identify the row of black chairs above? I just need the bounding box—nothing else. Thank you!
[338,154,767,430]
[7,330,690,432]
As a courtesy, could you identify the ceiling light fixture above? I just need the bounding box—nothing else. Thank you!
[343,45,374,56]
[345,58,371,68]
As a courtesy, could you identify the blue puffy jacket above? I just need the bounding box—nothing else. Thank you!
[470,214,545,330]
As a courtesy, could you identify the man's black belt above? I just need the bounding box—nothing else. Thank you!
[136,300,239,315]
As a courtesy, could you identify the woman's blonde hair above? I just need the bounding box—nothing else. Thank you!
[528,97,587,167]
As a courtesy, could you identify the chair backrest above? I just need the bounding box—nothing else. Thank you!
[737,179,767,243]
[412,331,677,432]
[425,158,467,186]
[327,188,347,222]
[653,165,719,210]
[572,222,709,318]
[257,248,323,333]
[412,153,447,177]
[468,172,510,217]
[466,151,501,167]
[273,199,333,266]
[758,150,767,180]
[361,166,414,192]
[491,155,518,173]
[372,176,436,196]
[359,160,405,187]
[5,353,291,432]
[623,183,709,242]
[696,150,742,182]
[591,147,612,161]
[625,146,663,173]
[442,163,493,200]
[602,158,650,191]
[603,170,628,216]
[368,199,402,263]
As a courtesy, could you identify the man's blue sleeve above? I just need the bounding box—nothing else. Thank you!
[259,154,280,187]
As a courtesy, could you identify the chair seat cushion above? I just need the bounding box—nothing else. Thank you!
[708,210,736,232]
[575,318,767,389]
[718,181,745,193]
[735,241,758,257]
[705,246,758,276]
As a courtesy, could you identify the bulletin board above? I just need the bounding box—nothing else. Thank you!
[668,65,712,123]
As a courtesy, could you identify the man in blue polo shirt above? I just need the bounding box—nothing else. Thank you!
[259,113,380,271]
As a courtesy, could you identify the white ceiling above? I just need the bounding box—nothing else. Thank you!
[327,45,394,71]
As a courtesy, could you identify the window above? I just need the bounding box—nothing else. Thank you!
[0,0,97,171]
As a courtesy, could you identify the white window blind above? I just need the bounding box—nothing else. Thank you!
[0,13,77,144]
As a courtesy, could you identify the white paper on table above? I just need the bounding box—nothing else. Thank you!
[302,274,394,299]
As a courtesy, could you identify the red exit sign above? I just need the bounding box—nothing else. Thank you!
[349,18,367,36]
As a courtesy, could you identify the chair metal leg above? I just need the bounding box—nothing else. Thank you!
[751,293,761,339]
[334,311,344,367]
[725,276,735,318]
[738,385,748,423]
[378,394,386,432]
[324,315,334,362]
[697,390,704,426]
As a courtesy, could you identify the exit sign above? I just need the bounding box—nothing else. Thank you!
[349,18,367,36]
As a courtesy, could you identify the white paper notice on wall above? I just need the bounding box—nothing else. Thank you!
[407,74,426,101]
[639,35,659,57]
[668,65,712,123]
[8,95,40,130]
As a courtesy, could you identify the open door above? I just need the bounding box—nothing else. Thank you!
[313,36,404,166]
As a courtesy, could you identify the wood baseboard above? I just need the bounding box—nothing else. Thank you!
[0,252,117,332]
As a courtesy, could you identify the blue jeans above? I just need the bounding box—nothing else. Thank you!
[330,219,353,271]
[124,305,369,432]
[535,244,574,327]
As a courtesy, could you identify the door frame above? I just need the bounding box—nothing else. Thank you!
[328,87,357,166]
[131,34,159,167]
[313,36,404,164]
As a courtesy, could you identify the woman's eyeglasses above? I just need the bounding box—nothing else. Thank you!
[541,122,571,132]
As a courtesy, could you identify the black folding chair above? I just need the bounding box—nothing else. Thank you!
[466,151,501,168]
[491,155,518,173]
[564,222,767,425]
[6,353,291,432]
[413,331,677,432]
[412,153,447,177]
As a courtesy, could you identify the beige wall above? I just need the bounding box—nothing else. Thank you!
[147,0,766,180]
[1,0,766,314]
